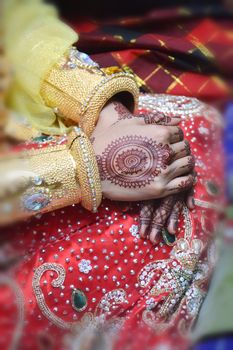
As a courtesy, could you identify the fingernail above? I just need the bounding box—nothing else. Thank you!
[150,229,160,244]
[168,221,176,234]
[140,225,147,238]
[153,237,159,244]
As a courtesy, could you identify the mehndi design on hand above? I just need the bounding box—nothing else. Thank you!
[113,102,132,120]
[139,192,194,244]
[178,175,194,190]
[140,112,172,125]
[93,101,195,203]
[113,102,178,125]
[96,135,174,189]
[139,200,154,229]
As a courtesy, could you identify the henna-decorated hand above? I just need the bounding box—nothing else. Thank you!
[139,189,195,244]
[92,101,195,202]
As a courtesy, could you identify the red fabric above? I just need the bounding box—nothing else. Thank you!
[70,8,233,104]
[0,94,224,350]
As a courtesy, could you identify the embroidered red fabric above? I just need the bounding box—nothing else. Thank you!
[0,94,225,350]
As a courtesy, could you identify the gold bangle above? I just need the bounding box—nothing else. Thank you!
[68,127,102,212]
[41,47,139,136]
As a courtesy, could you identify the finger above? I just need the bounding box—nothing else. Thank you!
[166,174,194,195]
[138,112,181,126]
[149,196,175,244]
[169,127,184,144]
[139,201,154,238]
[186,194,195,209]
[170,140,191,160]
[166,117,181,126]
[186,188,195,210]
[145,125,183,144]
[167,199,183,234]
[169,155,195,178]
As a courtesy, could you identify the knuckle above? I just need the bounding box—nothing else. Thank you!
[153,182,165,196]
[162,165,171,176]
[158,127,170,140]
[162,128,170,140]
[177,127,184,139]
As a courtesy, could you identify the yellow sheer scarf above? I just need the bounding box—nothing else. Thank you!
[2,0,78,135]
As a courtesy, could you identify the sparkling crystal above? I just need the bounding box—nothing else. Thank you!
[23,192,50,211]
[33,176,43,186]
[75,51,99,67]
[67,62,77,69]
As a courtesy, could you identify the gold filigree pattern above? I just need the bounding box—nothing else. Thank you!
[32,263,94,330]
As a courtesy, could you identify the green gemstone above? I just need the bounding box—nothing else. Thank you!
[206,181,219,196]
[162,229,176,246]
[32,135,53,143]
[71,289,87,312]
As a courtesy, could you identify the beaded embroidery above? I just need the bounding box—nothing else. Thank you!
[32,263,93,330]
[138,94,223,125]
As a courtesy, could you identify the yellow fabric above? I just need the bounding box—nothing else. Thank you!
[2,0,78,135]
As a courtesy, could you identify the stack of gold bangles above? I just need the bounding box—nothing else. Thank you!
[41,47,139,213]
[68,127,102,213]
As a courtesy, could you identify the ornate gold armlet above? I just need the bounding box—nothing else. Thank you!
[0,144,81,225]
[68,127,102,212]
[41,47,139,136]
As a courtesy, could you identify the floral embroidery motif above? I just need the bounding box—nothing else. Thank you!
[129,224,139,237]
[78,259,92,274]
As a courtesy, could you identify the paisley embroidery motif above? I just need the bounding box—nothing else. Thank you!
[32,263,93,330]
[33,263,129,335]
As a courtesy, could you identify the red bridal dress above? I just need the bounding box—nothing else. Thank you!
[0,93,224,350]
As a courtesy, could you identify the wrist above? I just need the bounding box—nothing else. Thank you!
[41,47,139,136]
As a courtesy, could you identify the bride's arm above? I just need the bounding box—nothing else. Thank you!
[2,0,138,137]
[0,0,137,225]
[0,0,194,233]
[0,128,102,226]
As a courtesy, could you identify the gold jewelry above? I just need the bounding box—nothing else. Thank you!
[0,143,82,225]
[41,47,139,136]
[68,127,102,212]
